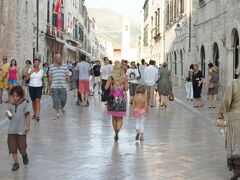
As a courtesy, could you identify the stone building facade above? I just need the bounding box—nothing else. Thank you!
[0,0,105,67]
[0,0,34,67]
[38,0,105,64]
[140,0,240,88]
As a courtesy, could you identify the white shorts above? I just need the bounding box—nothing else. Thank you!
[94,76,101,84]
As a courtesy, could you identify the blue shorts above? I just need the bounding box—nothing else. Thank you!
[29,86,43,101]
[8,80,18,86]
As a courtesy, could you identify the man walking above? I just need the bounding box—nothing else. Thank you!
[48,54,70,120]
[100,57,112,103]
[77,54,91,107]
[143,60,159,107]
[92,60,101,95]
[0,55,10,103]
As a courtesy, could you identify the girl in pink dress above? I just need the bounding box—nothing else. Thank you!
[133,85,148,141]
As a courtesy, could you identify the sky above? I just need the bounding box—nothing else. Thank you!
[85,0,145,22]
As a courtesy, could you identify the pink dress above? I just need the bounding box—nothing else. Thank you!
[107,85,126,117]
[8,67,17,80]
[133,108,147,118]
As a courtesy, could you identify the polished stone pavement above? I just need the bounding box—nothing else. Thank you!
[0,91,231,180]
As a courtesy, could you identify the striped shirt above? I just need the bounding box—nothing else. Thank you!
[49,63,69,89]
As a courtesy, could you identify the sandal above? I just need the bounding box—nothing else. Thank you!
[0,101,2,104]
[36,117,40,122]
[32,115,36,119]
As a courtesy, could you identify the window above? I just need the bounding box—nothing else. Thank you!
[47,0,50,23]
[180,0,184,13]
[166,3,170,25]
[143,0,149,21]
[79,24,84,42]
[174,0,177,18]
[170,0,173,22]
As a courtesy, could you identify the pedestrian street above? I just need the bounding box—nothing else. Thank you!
[0,91,231,180]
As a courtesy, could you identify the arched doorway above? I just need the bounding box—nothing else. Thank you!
[200,46,206,77]
[180,50,183,76]
[232,29,239,79]
[213,43,219,67]
[174,51,177,75]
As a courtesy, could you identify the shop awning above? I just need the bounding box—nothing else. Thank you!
[65,43,77,52]
[56,38,65,44]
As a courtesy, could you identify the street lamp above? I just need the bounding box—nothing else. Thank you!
[175,24,182,38]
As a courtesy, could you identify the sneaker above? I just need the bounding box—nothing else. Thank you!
[22,153,29,165]
[135,133,139,140]
[54,114,60,120]
[11,163,20,171]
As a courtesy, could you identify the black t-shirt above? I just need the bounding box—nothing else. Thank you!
[93,65,101,77]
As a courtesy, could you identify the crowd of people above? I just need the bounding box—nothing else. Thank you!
[0,54,175,171]
[2,54,240,179]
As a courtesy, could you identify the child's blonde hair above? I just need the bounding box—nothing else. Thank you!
[136,85,146,94]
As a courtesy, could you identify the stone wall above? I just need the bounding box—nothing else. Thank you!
[0,0,34,68]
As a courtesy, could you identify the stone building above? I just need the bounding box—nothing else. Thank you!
[0,0,34,67]
[37,0,105,63]
[140,0,240,88]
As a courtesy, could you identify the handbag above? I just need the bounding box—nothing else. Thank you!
[168,93,174,101]
[208,82,214,89]
[216,118,226,128]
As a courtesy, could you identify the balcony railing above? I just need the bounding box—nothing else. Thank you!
[46,24,64,39]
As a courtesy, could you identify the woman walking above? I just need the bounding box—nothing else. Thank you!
[207,66,219,108]
[105,61,128,141]
[8,59,20,90]
[185,64,194,101]
[157,62,171,108]
[21,60,32,102]
[71,62,79,97]
[42,63,49,95]
[25,58,44,121]
[192,64,204,107]
[217,67,240,179]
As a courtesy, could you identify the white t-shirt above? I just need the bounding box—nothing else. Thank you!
[143,65,159,86]
[28,68,44,87]
[100,64,113,80]
[126,68,140,84]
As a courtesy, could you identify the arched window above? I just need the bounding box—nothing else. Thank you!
[213,43,219,67]
[180,50,183,75]
[200,46,206,77]
[180,0,184,13]
[232,29,239,79]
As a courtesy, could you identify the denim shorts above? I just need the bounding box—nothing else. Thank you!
[8,80,18,86]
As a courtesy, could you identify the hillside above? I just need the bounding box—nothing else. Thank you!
[88,8,141,49]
